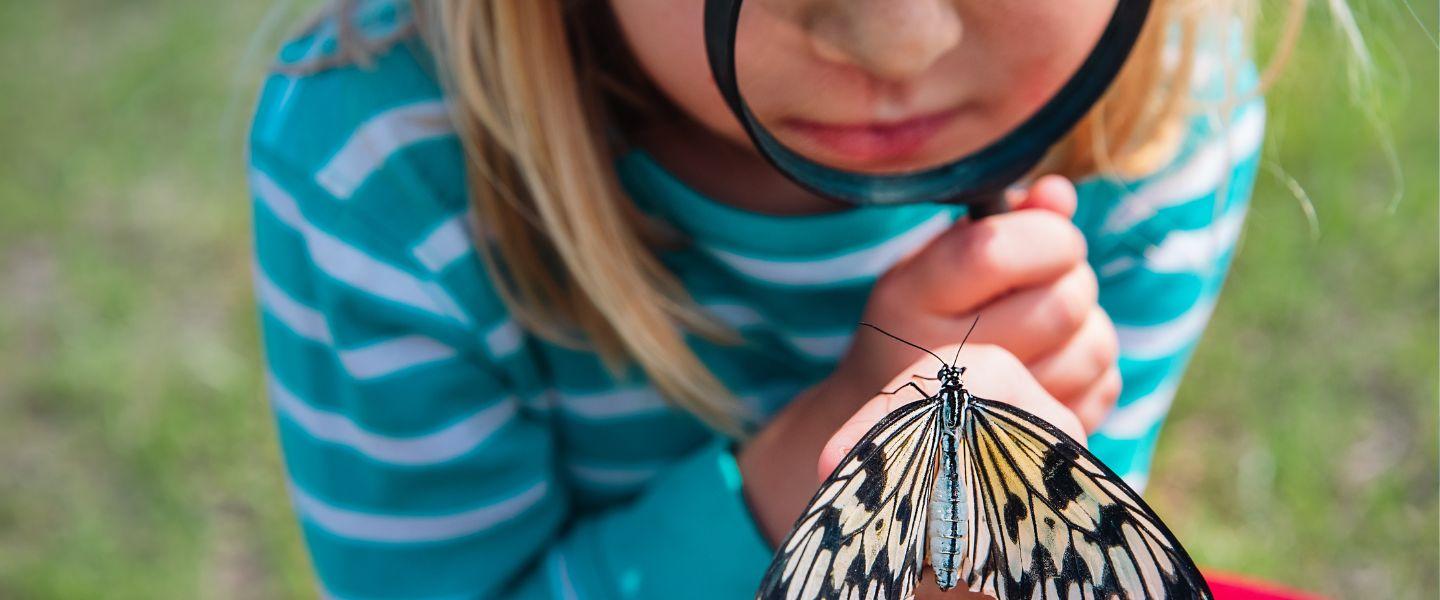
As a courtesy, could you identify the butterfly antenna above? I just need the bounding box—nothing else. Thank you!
[858,322,946,366]
[951,315,980,366]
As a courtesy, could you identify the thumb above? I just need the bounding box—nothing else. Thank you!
[1008,175,1078,218]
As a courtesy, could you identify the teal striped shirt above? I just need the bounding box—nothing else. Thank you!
[248,4,1262,598]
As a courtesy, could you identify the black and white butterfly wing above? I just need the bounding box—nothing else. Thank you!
[957,396,1211,599]
[757,398,943,600]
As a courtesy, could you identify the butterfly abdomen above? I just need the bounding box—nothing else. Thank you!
[928,423,965,591]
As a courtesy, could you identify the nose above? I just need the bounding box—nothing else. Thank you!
[808,0,962,81]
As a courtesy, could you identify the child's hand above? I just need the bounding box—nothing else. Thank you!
[841,174,1119,432]
[737,176,1116,544]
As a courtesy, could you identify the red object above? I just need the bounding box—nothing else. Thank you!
[1205,571,1325,600]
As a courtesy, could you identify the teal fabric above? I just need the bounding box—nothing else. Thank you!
[247,4,1262,598]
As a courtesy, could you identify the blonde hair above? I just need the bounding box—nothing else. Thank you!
[307,0,1345,436]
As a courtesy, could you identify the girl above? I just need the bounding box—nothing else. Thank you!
[249,0,1279,597]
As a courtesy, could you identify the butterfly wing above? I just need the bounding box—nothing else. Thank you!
[757,398,943,600]
[957,396,1211,599]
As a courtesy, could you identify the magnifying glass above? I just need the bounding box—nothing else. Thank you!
[705,0,1152,218]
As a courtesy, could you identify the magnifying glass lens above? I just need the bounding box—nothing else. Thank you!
[728,0,1137,215]
[734,0,1118,177]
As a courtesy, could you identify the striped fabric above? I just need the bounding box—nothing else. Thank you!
[248,4,1262,598]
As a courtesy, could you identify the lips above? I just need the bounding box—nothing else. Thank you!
[777,105,965,169]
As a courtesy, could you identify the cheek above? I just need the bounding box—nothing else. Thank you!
[607,0,746,141]
[976,1,1116,115]
[1009,54,1077,111]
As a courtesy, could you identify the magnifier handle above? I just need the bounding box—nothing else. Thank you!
[966,192,1010,221]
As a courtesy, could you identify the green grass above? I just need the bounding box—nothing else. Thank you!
[1152,2,1439,597]
[0,2,312,598]
[0,1,1433,598]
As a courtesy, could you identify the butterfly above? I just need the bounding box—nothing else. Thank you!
[756,321,1211,600]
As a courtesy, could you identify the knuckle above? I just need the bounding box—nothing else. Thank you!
[1058,221,1089,262]
[1071,363,1121,416]
[973,344,1024,372]
[955,220,1008,271]
[1068,264,1100,304]
[1088,310,1120,372]
[1094,320,1120,370]
[1027,211,1088,263]
[955,214,1086,282]
[1096,368,1122,407]
[1071,370,1122,433]
[1044,277,1092,337]
[1038,212,1088,261]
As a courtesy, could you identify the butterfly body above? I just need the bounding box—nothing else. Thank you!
[756,344,1212,600]
[927,367,968,592]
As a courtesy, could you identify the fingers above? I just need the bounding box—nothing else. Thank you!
[1026,306,1121,432]
[961,264,1098,362]
[858,176,1088,381]
[879,208,1087,316]
[1070,366,1122,433]
[1026,305,1119,399]
[1012,174,1079,216]
[865,263,1097,376]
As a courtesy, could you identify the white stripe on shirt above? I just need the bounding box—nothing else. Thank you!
[703,211,952,286]
[316,101,455,200]
[1096,206,1246,279]
[338,335,459,380]
[708,299,853,361]
[268,373,517,466]
[412,213,474,273]
[255,267,334,345]
[484,319,523,360]
[1098,379,1181,439]
[785,332,853,361]
[257,262,464,381]
[567,461,664,487]
[1103,104,1265,234]
[702,301,767,329]
[1143,207,1247,274]
[252,169,471,325]
[1115,297,1218,362]
[1098,255,1139,280]
[556,387,671,420]
[290,479,547,543]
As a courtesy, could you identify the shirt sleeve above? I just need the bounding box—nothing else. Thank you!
[249,148,771,600]
[1079,95,1266,489]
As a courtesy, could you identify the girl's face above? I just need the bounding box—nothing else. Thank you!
[610,0,1116,174]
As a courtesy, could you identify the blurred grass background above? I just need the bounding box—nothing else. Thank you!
[0,1,1433,598]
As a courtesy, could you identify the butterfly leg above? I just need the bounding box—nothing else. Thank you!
[879,381,930,399]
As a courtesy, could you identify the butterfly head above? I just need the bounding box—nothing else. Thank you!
[938,365,966,388]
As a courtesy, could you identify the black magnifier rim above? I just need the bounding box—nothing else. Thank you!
[705,0,1153,207]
